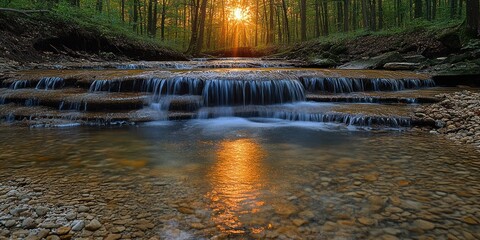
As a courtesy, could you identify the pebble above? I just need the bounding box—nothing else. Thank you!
[71,220,85,231]
[77,206,89,213]
[85,219,102,231]
[4,220,16,228]
[56,226,71,235]
[35,206,49,216]
[21,217,37,229]
[357,217,376,226]
[412,219,436,231]
[105,234,122,240]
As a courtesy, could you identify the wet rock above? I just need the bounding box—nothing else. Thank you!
[35,206,49,216]
[461,216,479,225]
[357,217,376,226]
[39,222,59,229]
[56,226,71,235]
[65,212,76,221]
[364,173,379,182]
[105,234,122,240]
[71,220,85,231]
[22,217,37,229]
[412,219,435,231]
[110,226,125,233]
[339,51,404,69]
[46,236,61,240]
[85,219,102,231]
[4,220,16,228]
[383,62,420,70]
[77,206,89,213]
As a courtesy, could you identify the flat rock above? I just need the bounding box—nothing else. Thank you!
[85,219,102,231]
[383,62,420,70]
[412,219,435,231]
[56,226,71,235]
[105,234,122,240]
[35,206,49,217]
[22,217,37,229]
[71,220,85,231]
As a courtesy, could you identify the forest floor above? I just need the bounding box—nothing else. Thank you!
[0,12,187,71]
[275,24,480,76]
[1,11,479,77]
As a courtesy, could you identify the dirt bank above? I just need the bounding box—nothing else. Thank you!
[0,12,187,70]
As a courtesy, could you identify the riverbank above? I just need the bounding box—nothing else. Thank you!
[0,12,187,71]
[414,90,480,152]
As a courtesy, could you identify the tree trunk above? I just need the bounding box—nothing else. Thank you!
[161,0,167,40]
[269,0,275,44]
[300,0,307,41]
[344,0,349,32]
[378,0,383,29]
[281,0,290,43]
[95,0,103,13]
[121,0,125,22]
[466,0,479,36]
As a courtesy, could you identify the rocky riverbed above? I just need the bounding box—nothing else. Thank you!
[414,90,480,151]
[0,126,480,239]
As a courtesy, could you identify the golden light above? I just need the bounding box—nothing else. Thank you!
[207,138,267,234]
[231,7,248,21]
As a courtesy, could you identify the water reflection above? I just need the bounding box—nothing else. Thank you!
[207,138,267,234]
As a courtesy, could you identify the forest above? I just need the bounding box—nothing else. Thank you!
[1,0,479,55]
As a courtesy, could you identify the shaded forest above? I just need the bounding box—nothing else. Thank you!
[2,0,479,55]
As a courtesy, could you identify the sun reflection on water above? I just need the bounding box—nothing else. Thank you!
[207,138,267,235]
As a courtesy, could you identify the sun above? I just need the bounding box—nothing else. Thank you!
[232,7,248,21]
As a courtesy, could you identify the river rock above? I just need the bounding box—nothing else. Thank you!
[105,234,122,240]
[77,206,89,213]
[85,219,102,231]
[22,217,37,229]
[56,226,71,235]
[71,220,85,231]
[35,206,49,217]
[4,220,16,228]
[412,219,435,231]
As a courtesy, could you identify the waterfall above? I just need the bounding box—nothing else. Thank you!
[141,77,204,102]
[300,77,435,93]
[202,79,305,106]
[89,80,122,92]
[35,77,65,90]
[9,80,31,90]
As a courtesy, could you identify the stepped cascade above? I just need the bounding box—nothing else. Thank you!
[0,58,459,128]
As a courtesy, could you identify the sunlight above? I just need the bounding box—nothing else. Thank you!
[231,7,248,22]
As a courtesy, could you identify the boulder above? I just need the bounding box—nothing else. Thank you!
[306,58,339,68]
[339,51,404,69]
[383,62,420,70]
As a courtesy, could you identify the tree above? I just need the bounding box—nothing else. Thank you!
[466,0,480,36]
[300,0,307,41]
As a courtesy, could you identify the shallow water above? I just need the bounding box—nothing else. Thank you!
[0,120,479,239]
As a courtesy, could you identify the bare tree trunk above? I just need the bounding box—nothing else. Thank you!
[268,0,275,44]
[300,0,307,41]
[281,0,290,43]
[466,0,479,35]
[161,0,167,41]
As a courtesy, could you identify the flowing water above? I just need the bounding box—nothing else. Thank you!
[0,58,479,239]
[0,121,479,239]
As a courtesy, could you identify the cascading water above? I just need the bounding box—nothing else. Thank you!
[89,80,122,92]
[300,77,435,93]
[9,80,31,90]
[35,77,65,90]
[141,77,204,102]
[202,79,306,106]
[2,61,439,128]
